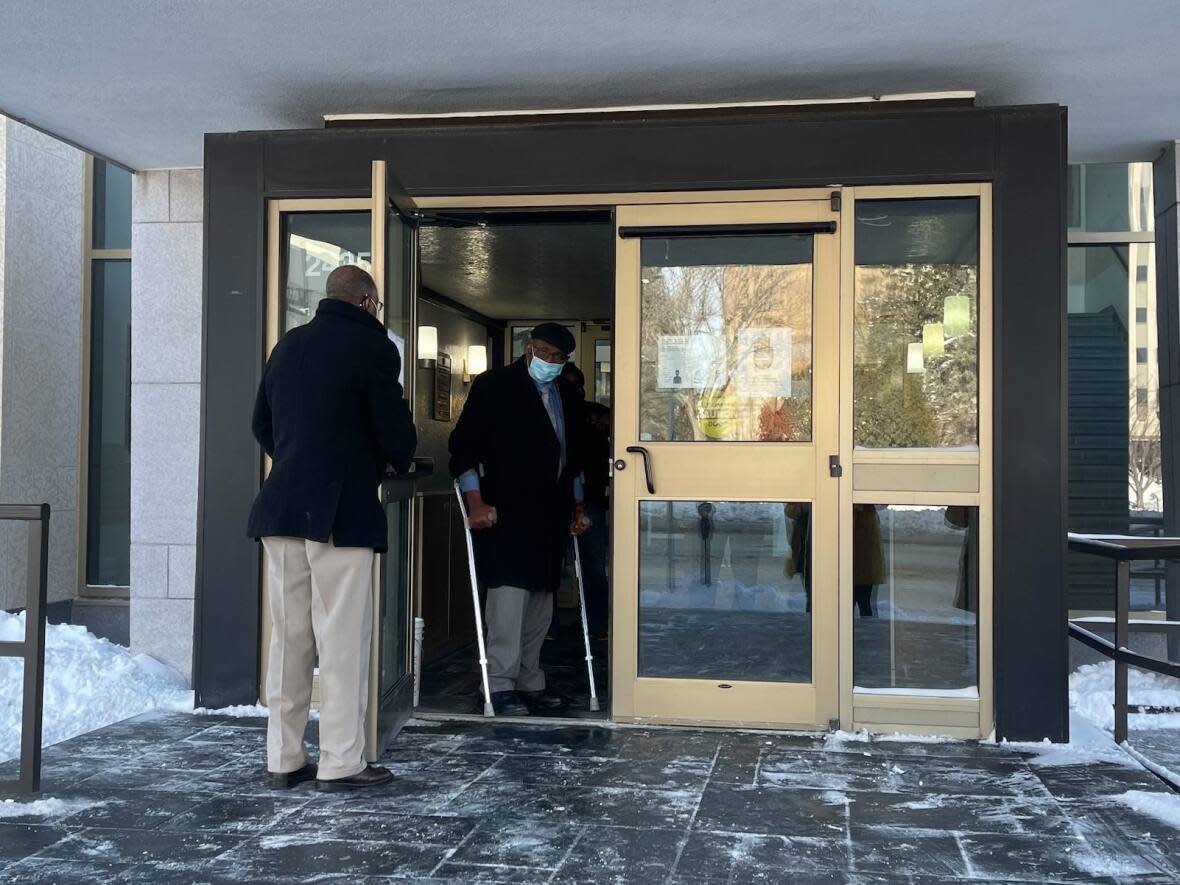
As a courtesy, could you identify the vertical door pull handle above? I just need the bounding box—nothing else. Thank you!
[625,446,656,494]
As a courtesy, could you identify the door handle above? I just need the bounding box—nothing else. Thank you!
[625,446,656,494]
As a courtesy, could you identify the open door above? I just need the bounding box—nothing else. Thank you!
[366,160,427,757]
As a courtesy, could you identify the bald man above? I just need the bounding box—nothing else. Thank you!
[248,265,416,791]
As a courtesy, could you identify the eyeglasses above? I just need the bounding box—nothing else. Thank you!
[530,342,568,365]
[363,293,384,314]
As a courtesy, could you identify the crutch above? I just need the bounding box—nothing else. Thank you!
[454,481,495,717]
[571,532,601,712]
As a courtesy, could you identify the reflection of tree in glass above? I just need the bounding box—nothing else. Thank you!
[1129,376,1162,512]
[854,264,978,448]
[641,262,812,441]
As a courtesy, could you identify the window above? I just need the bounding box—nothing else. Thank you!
[853,198,980,449]
[1067,163,1161,611]
[281,212,372,333]
[853,505,978,693]
[84,159,133,588]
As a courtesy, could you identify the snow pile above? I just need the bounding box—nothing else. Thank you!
[1070,661,1180,731]
[1116,789,1180,829]
[0,610,191,763]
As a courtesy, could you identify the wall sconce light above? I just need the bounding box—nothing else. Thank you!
[417,326,438,369]
[906,342,925,374]
[943,295,972,338]
[464,345,487,383]
[922,322,945,358]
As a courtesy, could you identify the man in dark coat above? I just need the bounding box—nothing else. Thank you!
[248,265,416,791]
[450,323,590,716]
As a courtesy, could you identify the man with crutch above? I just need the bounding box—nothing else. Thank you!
[449,323,590,716]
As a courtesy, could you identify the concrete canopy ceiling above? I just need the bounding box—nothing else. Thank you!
[1,1,1177,170]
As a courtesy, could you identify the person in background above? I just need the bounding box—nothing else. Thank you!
[450,323,590,716]
[248,265,417,792]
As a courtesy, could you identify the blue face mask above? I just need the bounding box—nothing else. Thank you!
[528,353,564,384]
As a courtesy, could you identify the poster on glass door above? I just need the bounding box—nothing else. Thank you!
[734,327,792,399]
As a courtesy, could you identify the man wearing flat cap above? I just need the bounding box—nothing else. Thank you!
[449,323,591,716]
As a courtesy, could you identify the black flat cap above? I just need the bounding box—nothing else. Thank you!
[531,322,576,355]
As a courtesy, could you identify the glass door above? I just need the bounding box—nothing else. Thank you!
[369,160,422,754]
[611,200,841,728]
[260,163,422,761]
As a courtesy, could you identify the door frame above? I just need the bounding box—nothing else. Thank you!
[609,198,842,730]
[837,183,994,738]
[260,178,420,759]
[262,184,993,738]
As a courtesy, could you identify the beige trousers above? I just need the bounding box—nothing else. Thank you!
[262,536,373,780]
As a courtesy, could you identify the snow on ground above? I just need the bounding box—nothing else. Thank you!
[0,611,191,763]
[1009,711,1138,768]
[826,728,955,747]
[1070,660,1180,732]
[0,797,105,819]
[1116,789,1180,829]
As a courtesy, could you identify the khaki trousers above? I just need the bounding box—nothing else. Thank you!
[485,585,553,693]
[262,536,373,780]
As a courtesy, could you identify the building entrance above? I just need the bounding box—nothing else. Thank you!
[260,168,995,749]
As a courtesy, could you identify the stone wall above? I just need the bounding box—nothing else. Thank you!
[0,118,84,610]
[129,168,202,681]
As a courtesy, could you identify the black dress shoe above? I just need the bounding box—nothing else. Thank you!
[268,762,317,790]
[517,690,568,714]
[489,690,530,716]
[315,764,394,792]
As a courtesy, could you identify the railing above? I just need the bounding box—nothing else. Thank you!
[1068,532,1180,744]
[0,504,50,796]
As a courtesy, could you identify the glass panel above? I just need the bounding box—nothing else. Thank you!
[92,159,131,250]
[853,505,978,692]
[1067,163,1153,233]
[85,260,132,586]
[854,198,980,448]
[639,235,814,442]
[281,212,372,334]
[1067,243,1163,610]
[638,500,811,682]
[593,338,611,406]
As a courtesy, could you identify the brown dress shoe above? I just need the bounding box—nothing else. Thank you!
[315,764,394,792]
[268,762,317,790]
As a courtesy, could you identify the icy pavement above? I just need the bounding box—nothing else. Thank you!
[1,714,1179,883]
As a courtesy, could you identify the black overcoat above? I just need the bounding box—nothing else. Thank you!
[247,298,417,551]
[449,358,584,592]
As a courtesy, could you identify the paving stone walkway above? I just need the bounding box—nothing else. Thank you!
[1,712,1178,883]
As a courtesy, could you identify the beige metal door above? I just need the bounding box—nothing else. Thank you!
[611,199,841,729]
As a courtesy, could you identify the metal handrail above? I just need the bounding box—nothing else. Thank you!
[0,503,51,796]
[1069,621,1180,682]
[1068,531,1180,744]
